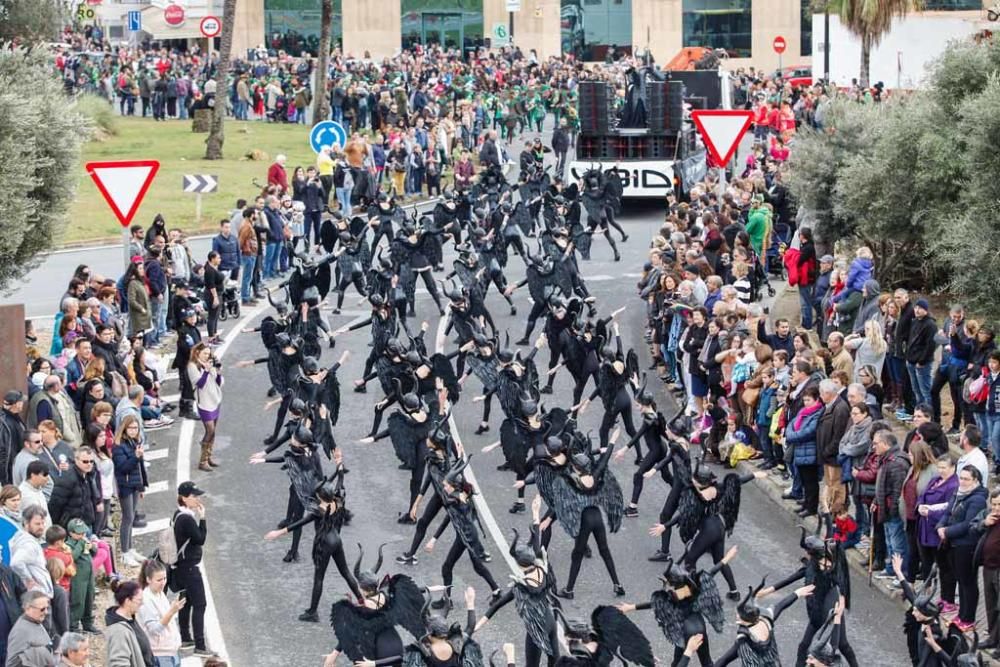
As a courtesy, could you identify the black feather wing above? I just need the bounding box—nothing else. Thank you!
[535,464,586,538]
[467,355,500,392]
[387,574,426,640]
[320,219,338,254]
[431,353,460,403]
[593,605,654,666]
[330,600,395,661]
[500,418,530,474]
[320,367,342,425]
[695,571,726,634]
[402,647,426,667]
[650,590,686,647]
[596,468,625,534]
[718,473,743,535]
[460,637,486,667]
[513,583,557,655]
[316,263,332,301]
[388,412,423,469]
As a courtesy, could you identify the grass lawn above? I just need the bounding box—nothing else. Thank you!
[70,118,317,244]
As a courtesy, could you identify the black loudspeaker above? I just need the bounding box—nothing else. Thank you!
[579,81,614,133]
[648,81,685,133]
[668,80,684,130]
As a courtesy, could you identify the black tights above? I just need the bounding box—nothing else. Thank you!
[285,487,305,555]
[631,443,668,505]
[271,394,292,440]
[672,635,712,666]
[335,274,367,309]
[406,494,443,556]
[521,301,548,341]
[307,544,359,613]
[524,628,558,667]
[565,507,620,591]
[572,372,598,406]
[598,397,638,454]
[414,269,443,313]
[659,480,684,553]
[441,539,499,592]
[685,516,737,593]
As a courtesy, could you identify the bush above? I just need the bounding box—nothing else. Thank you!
[74,94,118,139]
[0,48,90,292]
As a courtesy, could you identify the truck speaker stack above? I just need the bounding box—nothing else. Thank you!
[578,81,615,134]
[647,80,684,133]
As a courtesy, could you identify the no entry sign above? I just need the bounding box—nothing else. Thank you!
[200,15,222,38]
[773,35,787,54]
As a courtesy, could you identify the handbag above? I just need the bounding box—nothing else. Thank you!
[965,370,989,404]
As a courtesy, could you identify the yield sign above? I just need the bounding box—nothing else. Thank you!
[85,160,160,228]
[690,110,754,167]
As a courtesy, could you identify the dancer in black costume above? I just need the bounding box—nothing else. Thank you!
[614,378,674,515]
[520,426,626,599]
[249,423,323,563]
[263,451,363,622]
[326,544,425,666]
[579,168,626,262]
[476,496,562,667]
[394,587,485,667]
[431,457,502,609]
[575,320,639,452]
[368,191,403,253]
[757,522,858,667]
[460,332,502,435]
[889,554,966,667]
[713,577,814,666]
[397,418,459,565]
[651,458,766,599]
[554,605,654,666]
[616,546,738,666]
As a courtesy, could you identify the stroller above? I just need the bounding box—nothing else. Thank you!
[767,221,791,277]
[217,279,242,321]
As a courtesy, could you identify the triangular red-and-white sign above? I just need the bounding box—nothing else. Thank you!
[690,110,753,167]
[85,160,160,228]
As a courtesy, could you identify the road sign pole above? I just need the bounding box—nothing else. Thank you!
[195,193,203,222]
[122,226,130,271]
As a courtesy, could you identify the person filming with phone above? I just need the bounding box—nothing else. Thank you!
[139,559,186,667]
[172,481,214,658]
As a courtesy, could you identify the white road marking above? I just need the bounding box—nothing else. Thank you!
[145,448,169,461]
[435,312,519,575]
[145,480,169,495]
[582,274,616,281]
[133,517,169,536]
[171,301,269,661]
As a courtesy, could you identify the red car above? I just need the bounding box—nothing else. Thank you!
[774,65,813,88]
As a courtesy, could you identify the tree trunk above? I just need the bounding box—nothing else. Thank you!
[205,0,237,160]
[859,31,872,89]
[311,0,333,126]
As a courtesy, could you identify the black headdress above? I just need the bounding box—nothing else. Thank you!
[807,610,842,666]
[497,331,515,364]
[691,457,717,488]
[660,556,698,593]
[427,411,452,450]
[911,566,940,619]
[634,373,656,408]
[353,542,386,593]
[509,528,541,568]
[314,467,347,505]
[955,632,983,667]
[737,577,768,624]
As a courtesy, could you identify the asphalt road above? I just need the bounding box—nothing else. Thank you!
[190,202,909,666]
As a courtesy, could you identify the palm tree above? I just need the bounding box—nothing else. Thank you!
[826,0,921,87]
[205,0,236,159]
[311,0,333,126]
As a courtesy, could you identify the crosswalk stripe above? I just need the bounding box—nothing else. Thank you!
[146,480,169,495]
[133,517,169,536]
[145,449,169,461]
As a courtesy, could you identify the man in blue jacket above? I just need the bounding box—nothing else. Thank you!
[144,247,168,347]
[211,219,240,281]
[931,304,970,434]
[262,196,284,280]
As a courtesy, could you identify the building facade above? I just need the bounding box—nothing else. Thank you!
[96,0,988,77]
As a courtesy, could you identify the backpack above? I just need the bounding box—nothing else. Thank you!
[152,516,190,590]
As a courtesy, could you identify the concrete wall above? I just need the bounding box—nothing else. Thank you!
[232,0,265,57]
[632,0,684,66]
[342,0,402,58]
[812,11,986,88]
[511,0,561,58]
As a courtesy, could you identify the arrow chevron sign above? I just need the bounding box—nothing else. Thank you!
[183,174,218,193]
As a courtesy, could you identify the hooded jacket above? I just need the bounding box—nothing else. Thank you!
[851,279,882,335]
[938,485,988,547]
[104,606,156,667]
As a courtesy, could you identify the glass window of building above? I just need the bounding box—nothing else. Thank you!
[922,0,980,8]
[560,0,632,62]
[682,0,751,58]
[800,0,812,56]
[264,0,343,56]
[401,0,485,57]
